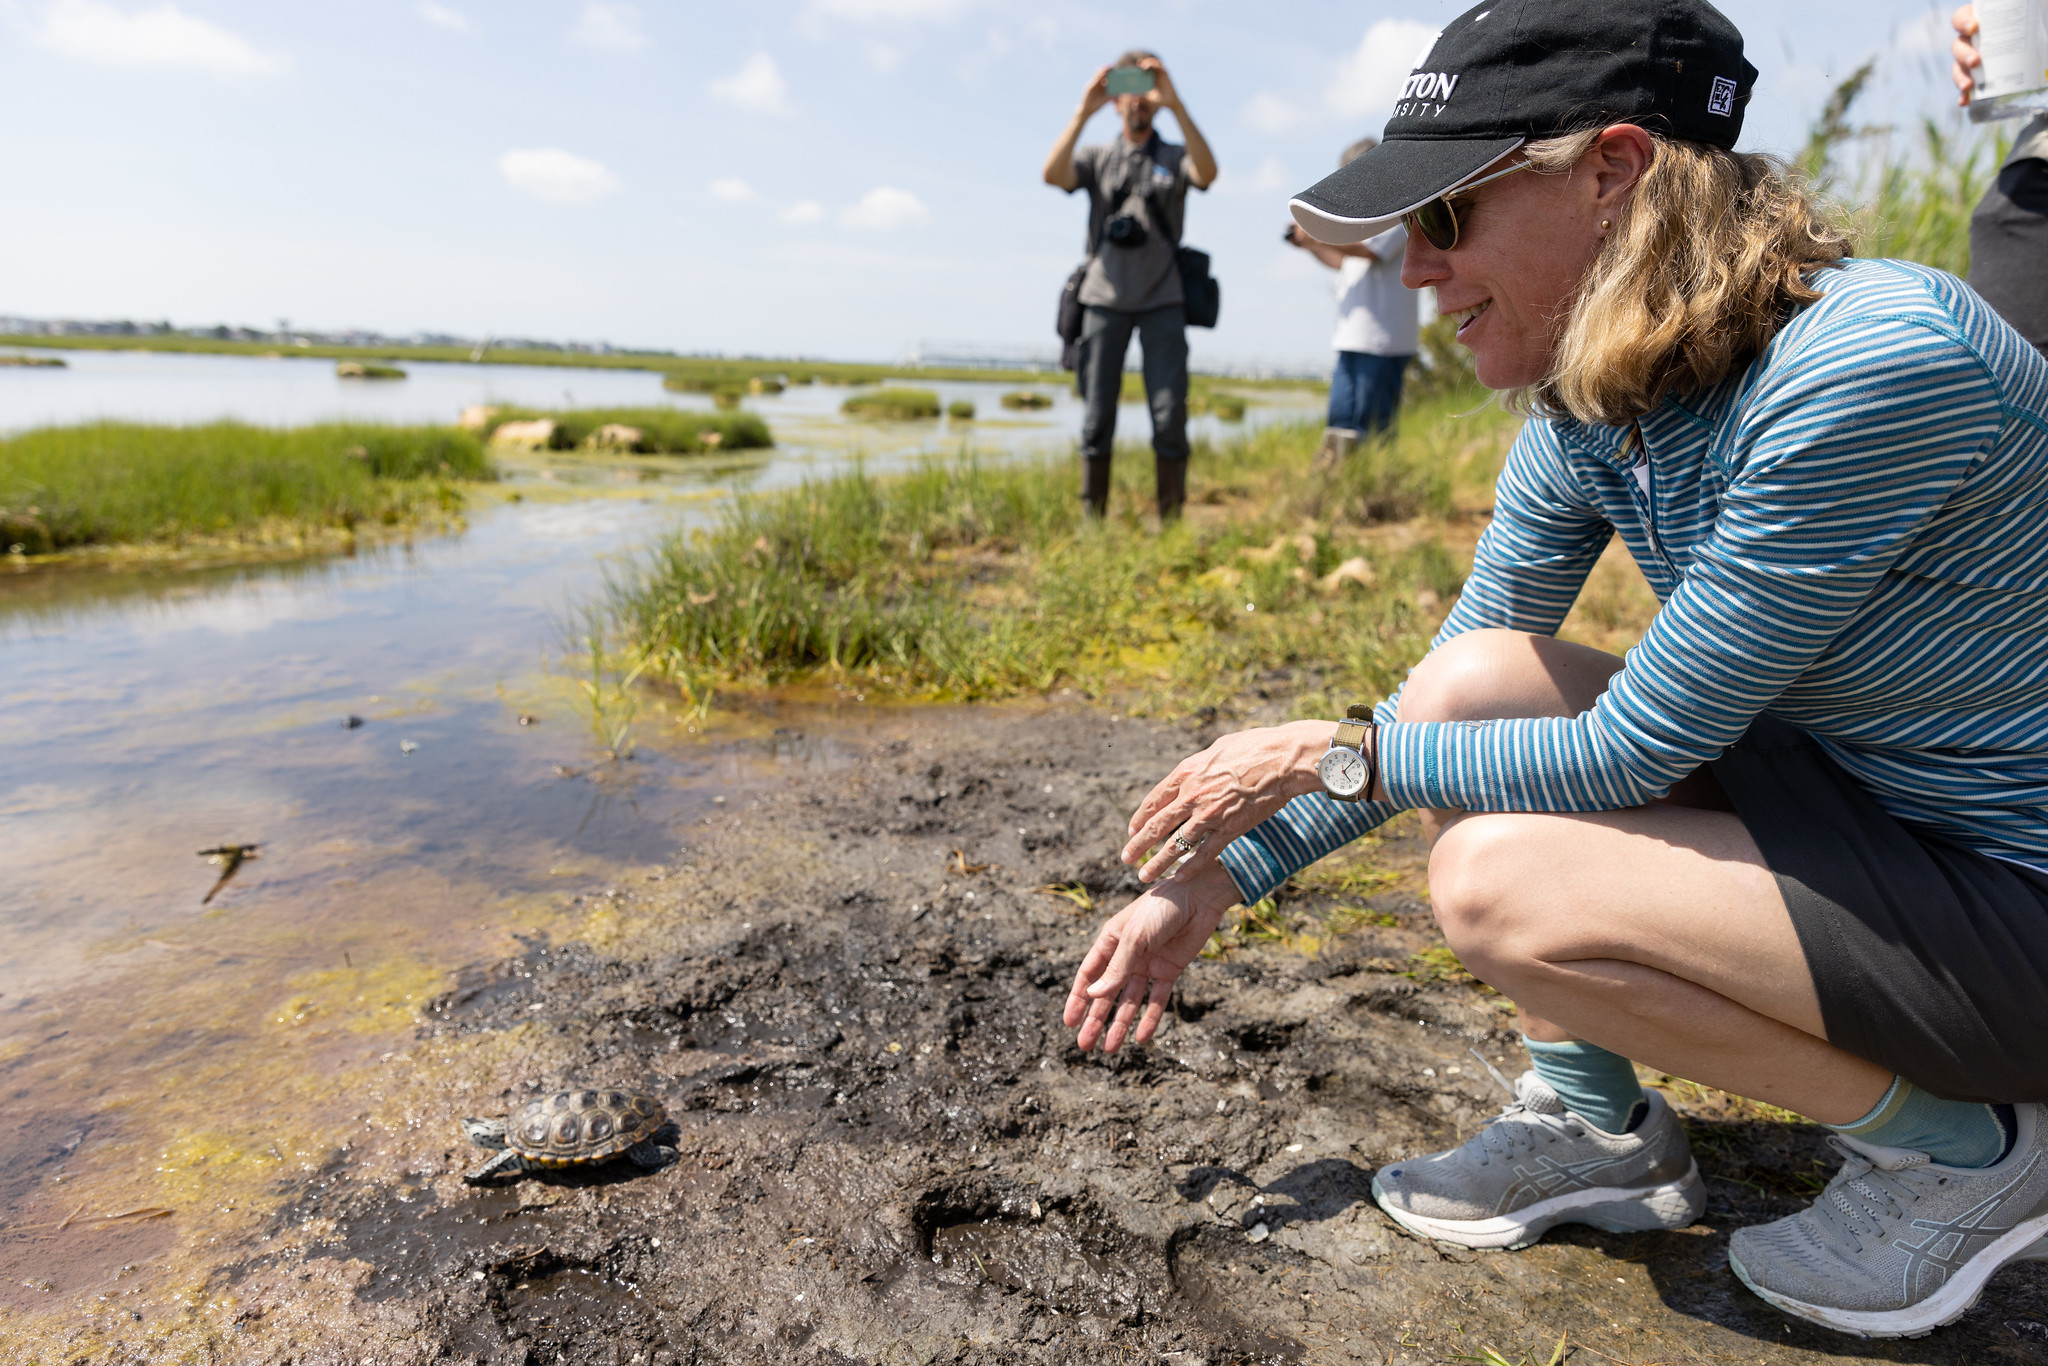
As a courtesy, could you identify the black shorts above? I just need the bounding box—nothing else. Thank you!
[1711,715,2048,1104]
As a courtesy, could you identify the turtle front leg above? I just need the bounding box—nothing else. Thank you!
[627,1139,678,1171]
[462,1148,527,1185]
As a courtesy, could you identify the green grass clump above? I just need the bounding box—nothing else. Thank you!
[1000,391,1055,410]
[336,360,406,380]
[482,406,770,454]
[841,388,942,420]
[610,391,1511,713]
[1191,392,1247,420]
[0,421,492,553]
[947,400,976,420]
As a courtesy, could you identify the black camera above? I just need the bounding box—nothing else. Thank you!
[1103,213,1148,249]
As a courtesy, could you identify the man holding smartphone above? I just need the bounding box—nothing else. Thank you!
[1043,52,1217,520]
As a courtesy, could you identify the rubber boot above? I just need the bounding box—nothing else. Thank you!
[1314,427,1360,472]
[1156,458,1188,522]
[1082,458,1112,519]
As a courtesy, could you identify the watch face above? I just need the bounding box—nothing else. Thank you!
[1318,746,1368,797]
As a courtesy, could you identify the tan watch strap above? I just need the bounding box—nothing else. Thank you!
[1330,719,1371,751]
[1325,703,1379,803]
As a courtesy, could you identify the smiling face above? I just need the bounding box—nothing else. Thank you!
[1400,130,1650,390]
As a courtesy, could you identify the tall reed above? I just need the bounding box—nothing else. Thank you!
[1800,59,2010,277]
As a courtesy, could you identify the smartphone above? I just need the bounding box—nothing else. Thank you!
[1106,67,1155,96]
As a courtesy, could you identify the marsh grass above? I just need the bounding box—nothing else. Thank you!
[1189,391,1248,420]
[482,405,770,454]
[1803,60,2011,277]
[0,421,492,553]
[611,388,1520,715]
[842,387,942,420]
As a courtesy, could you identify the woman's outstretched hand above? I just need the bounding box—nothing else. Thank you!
[1119,720,1332,882]
[1063,860,1243,1052]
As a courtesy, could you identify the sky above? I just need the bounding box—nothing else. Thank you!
[0,0,1974,368]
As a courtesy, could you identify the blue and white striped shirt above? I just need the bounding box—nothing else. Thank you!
[1220,258,2048,902]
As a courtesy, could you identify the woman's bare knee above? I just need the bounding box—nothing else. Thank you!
[1398,629,1624,725]
[1428,813,1551,978]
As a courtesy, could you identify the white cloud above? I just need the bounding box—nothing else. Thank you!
[810,0,972,20]
[1326,19,1441,119]
[498,148,620,205]
[36,0,285,75]
[418,2,465,32]
[840,186,929,230]
[780,200,825,224]
[862,40,900,72]
[709,178,755,202]
[1214,156,1294,196]
[1243,92,1306,134]
[571,2,645,51]
[708,53,791,115]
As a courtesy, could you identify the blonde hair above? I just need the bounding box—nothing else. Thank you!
[1515,129,1853,426]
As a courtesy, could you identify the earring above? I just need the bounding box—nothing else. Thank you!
[1599,219,1612,231]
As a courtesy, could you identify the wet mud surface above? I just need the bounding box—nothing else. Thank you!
[13,706,2048,1364]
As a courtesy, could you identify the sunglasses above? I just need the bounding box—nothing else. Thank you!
[1403,159,1532,251]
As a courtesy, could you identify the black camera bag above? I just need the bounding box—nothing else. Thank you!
[1176,245,1220,329]
[1057,264,1087,371]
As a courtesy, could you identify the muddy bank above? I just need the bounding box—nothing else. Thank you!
[40,704,2048,1364]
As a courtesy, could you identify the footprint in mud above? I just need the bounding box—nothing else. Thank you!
[929,1210,1153,1326]
[910,1177,1301,1361]
[492,1257,672,1359]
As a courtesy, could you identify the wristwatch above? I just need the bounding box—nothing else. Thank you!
[1316,704,1378,802]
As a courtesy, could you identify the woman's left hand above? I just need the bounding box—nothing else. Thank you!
[1120,720,1333,881]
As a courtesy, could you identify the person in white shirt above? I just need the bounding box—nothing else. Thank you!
[1285,138,1420,446]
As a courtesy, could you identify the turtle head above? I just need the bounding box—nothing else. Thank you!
[460,1116,508,1149]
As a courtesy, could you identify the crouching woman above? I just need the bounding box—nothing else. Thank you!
[1063,0,2048,1339]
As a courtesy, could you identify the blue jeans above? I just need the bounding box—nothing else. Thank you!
[1328,351,1412,436]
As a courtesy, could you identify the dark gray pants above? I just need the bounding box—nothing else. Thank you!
[1075,303,1188,517]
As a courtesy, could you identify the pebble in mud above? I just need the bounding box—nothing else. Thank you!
[175,707,2047,1365]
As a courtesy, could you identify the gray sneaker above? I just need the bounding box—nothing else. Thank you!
[1371,1071,1705,1250]
[1728,1101,2048,1338]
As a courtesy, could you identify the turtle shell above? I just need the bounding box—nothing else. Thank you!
[504,1086,666,1168]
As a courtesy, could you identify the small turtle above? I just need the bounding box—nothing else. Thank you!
[460,1086,675,1184]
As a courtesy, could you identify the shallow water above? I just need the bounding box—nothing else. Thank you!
[0,344,1297,456]
[0,354,1320,1331]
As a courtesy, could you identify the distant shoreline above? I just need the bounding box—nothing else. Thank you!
[0,333,1065,387]
[0,333,1324,390]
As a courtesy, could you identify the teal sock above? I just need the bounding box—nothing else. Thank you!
[1825,1076,2011,1169]
[1523,1036,1646,1133]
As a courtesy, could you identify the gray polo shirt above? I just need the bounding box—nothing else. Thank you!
[1069,132,1197,313]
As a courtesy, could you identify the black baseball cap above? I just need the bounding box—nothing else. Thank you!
[1290,0,1757,243]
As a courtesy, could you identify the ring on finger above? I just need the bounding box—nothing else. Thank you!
[1172,829,1209,855]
